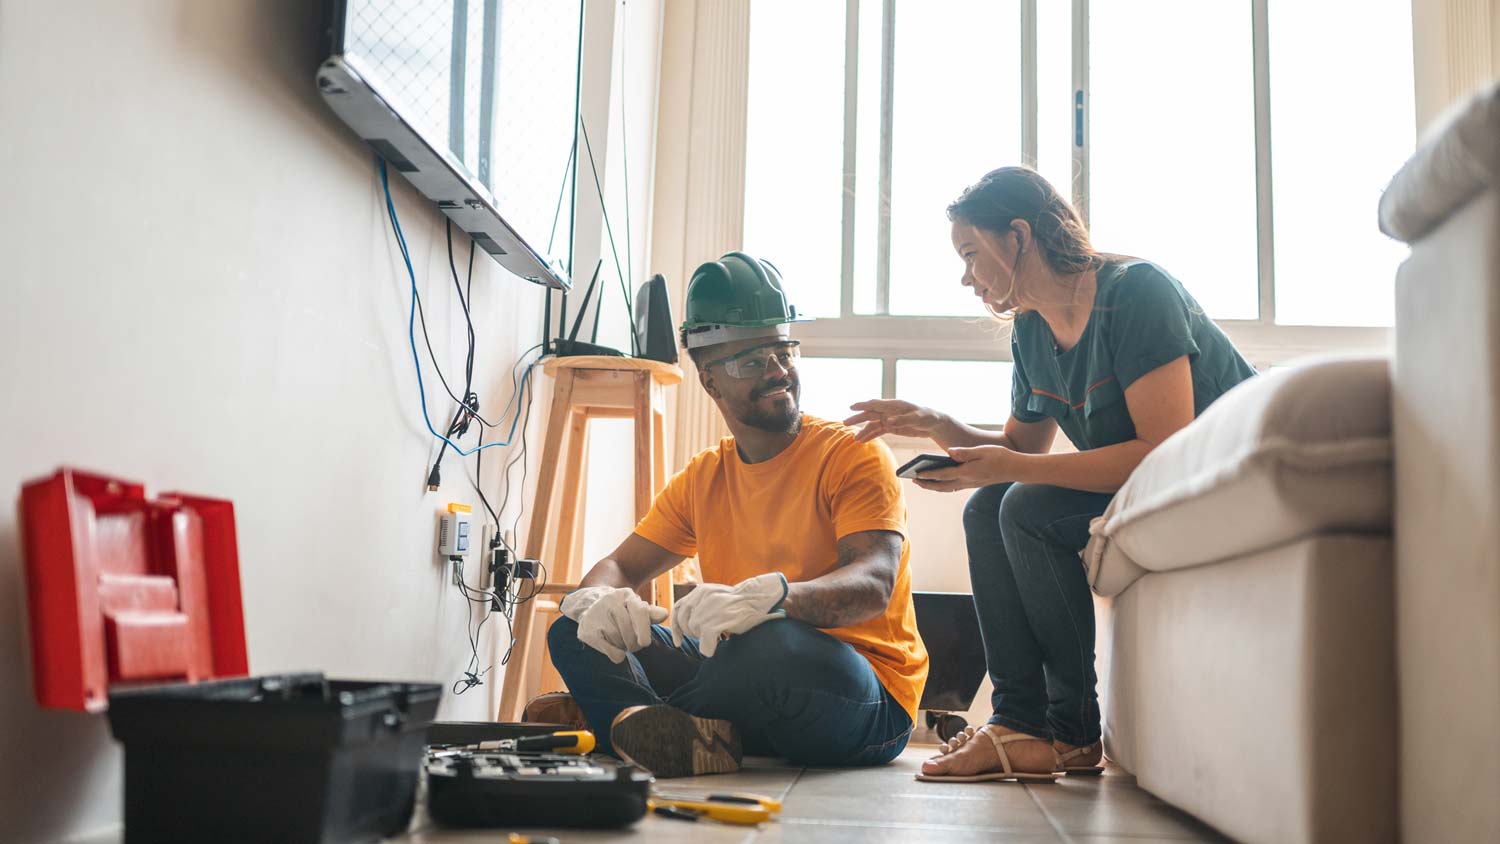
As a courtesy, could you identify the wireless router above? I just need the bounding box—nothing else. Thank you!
[551,260,622,358]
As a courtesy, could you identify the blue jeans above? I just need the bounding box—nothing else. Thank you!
[964,482,1113,747]
[547,615,913,766]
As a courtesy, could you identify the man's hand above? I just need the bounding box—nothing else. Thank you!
[670,572,788,657]
[913,445,1027,492]
[560,586,669,664]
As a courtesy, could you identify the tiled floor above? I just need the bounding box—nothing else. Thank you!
[401,744,1232,844]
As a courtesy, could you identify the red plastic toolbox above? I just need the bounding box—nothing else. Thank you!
[19,468,248,710]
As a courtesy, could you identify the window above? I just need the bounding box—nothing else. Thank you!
[796,357,883,422]
[1267,0,1414,327]
[896,360,1013,425]
[885,1,1021,316]
[744,0,846,318]
[1088,1,1259,320]
[744,0,1411,428]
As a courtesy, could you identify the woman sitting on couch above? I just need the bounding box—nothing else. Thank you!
[845,166,1256,782]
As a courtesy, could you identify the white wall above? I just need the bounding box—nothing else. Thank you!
[0,2,663,841]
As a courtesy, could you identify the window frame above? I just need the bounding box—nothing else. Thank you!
[788,0,1397,396]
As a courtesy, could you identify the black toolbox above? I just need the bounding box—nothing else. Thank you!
[109,674,441,844]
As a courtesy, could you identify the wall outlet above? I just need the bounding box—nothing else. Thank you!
[438,506,473,558]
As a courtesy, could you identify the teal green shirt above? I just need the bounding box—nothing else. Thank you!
[1010,260,1257,451]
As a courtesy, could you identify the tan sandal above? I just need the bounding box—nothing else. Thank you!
[916,725,1062,783]
[1055,740,1105,776]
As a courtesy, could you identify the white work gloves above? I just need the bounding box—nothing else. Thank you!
[671,572,789,657]
[559,586,669,664]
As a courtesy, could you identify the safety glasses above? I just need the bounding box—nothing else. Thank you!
[704,341,801,380]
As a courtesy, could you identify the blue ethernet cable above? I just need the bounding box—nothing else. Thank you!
[379,157,537,455]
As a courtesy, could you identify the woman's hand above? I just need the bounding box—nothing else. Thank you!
[844,400,961,447]
[912,445,1025,492]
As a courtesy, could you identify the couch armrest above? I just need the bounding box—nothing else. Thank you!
[1086,356,1392,592]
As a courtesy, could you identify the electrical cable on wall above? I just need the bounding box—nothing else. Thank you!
[380,154,560,697]
[468,343,542,545]
[425,221,482,490]
[375,7,653,694]
[380,158,540,457]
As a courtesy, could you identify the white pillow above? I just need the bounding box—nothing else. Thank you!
[1084,356,1392,596]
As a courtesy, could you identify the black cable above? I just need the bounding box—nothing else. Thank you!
[429,221,483,490]
[409,227,526,432]
[448,219,478,388]
[453,563,494,695]
[547,139,576,258]
[473,426,502,527]
[578,116,637,355]
[412,278,473,418]
[618,3,635,312]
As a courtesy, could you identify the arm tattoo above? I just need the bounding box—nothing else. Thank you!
[781,530,902,628]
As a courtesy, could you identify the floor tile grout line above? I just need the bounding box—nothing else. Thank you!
[1025,782,1076,844]
[775,817,1079,834]
[747,765,808,841]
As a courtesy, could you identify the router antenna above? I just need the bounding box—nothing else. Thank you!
[568,260,604,343]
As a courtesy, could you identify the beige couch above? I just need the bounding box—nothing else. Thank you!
[1083,82,1499,844]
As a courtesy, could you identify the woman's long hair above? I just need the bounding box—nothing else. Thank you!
[947,166,1105,316]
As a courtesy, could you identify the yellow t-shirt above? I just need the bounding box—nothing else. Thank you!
[634,415,929,721]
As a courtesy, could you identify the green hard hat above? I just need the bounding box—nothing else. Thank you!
[680,251,810,349]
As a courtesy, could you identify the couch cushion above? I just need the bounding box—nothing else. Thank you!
[1084,356,1392,596]
[1378,81,1500,243]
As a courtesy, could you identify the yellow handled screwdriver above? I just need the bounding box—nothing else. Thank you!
[483,730,596,754]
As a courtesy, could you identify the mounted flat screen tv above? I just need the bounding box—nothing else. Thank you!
[318,0,580,289]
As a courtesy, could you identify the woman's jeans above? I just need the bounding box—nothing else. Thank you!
[548,615,913,766]
[965,482,1113,746]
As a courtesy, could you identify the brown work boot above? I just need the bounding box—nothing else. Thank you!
[609,704,742,778]
[522,692,588,731]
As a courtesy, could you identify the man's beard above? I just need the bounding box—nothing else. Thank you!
[739,379,802,433]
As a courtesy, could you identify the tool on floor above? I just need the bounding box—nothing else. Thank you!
[491,730,595,755]
[427,728,596,757]
[507,835,560,844]
[651,804,702,823]
[647,798,767,825]
[646,791,781,826]
[652,791,783,813]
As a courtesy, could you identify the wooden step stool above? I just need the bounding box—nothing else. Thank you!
[496,355,685,722]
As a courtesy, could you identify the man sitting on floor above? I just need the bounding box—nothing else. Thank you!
[538,251,928,778]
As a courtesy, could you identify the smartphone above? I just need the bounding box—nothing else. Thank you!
[895,453,962,479]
